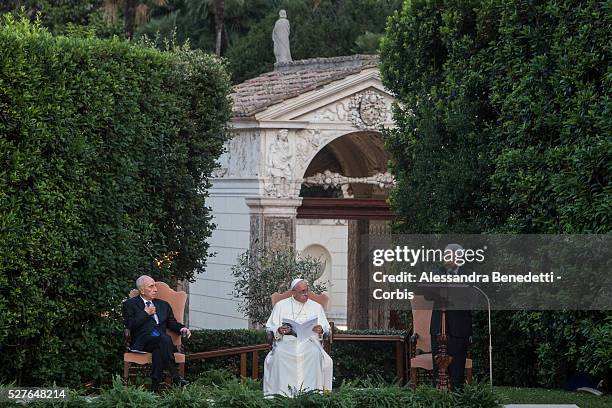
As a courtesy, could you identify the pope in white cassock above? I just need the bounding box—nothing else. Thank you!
[263,278,333,397]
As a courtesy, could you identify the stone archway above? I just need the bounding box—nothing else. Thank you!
[300,130,392,199]
[189,55,397,330]
[295,130,393,329]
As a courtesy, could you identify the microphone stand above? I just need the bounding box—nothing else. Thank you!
[471,285,493,390]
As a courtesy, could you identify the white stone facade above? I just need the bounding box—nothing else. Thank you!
[296,219,349,328]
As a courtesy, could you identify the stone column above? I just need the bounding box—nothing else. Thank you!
[245,197,302,254]
[347,219,370,329]
[368,220,391,329]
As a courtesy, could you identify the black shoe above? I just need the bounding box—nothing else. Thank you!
[173,376,190,387]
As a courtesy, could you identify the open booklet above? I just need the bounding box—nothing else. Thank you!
[281,317,318,341]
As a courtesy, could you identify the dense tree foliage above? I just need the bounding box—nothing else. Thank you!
[138,0,403,82]
[0,16,231,385]
[0,0,102,33]
[136,0,276,54]
[226,0,403,83]
[380,0,611,386]
[1,1,403,83]
[380,0,610,235]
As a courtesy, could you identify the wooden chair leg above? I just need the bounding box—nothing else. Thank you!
[123,362,130,382]
[466,368,472,384]
[410,368,417,388]
[179,362,185,377]
[252,352,259,380]
[164,370,172,385]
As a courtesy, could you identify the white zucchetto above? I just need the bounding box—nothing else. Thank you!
[290,278,305,290]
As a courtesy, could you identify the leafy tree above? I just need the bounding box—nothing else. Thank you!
[0,0,103,33]
[232,250,327,326]
[136,0,275,54]
[379,0,611,386]
[226,0,403,83]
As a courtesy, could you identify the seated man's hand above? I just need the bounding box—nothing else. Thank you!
[180,327,192,338]
[312,325,323,335]
[144,305,156,315]
[278,324,291,335]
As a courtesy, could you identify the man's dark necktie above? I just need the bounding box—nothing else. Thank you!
[146,301,161,337]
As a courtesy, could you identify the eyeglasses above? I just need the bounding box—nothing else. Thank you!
[294,288,310,294]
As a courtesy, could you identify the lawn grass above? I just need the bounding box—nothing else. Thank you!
[495,386,611,408]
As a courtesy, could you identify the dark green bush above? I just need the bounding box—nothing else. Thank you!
[184,328,408,386]
[380,0,610,235]
[93,376,159,408]
[0,16,231,386]
[158,385,211,408]
[184,330,268,378]
[331,329,409,385]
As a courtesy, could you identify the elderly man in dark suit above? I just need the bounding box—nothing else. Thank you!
[430,244,472,391]
[122,275,191,391]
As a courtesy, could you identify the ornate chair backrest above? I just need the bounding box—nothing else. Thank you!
[129,282,187,348]
[410,295,433,353]
[271,291,329,309]
[269,290,332,352]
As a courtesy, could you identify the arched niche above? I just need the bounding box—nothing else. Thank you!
[299,131,391,199]
[300,244,333,296]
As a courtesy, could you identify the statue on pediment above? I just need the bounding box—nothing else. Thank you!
[273,10,292,63]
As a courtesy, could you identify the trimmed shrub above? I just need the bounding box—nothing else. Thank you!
[331,329,409,385]
[184,328,409,386]
[184,330,268,378]
[380,0,610,235]
[0,16,232,386]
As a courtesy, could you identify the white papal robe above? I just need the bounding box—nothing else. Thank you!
[263,297,333,396]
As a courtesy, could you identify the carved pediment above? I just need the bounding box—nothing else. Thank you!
[295,88,394,129]
[254,69,395,128]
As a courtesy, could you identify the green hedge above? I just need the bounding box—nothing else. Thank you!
[0,16,231,386]
[184,329,409,386]
[184,329,268,379]
[470,310,612,388]
[332,329,409,384]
